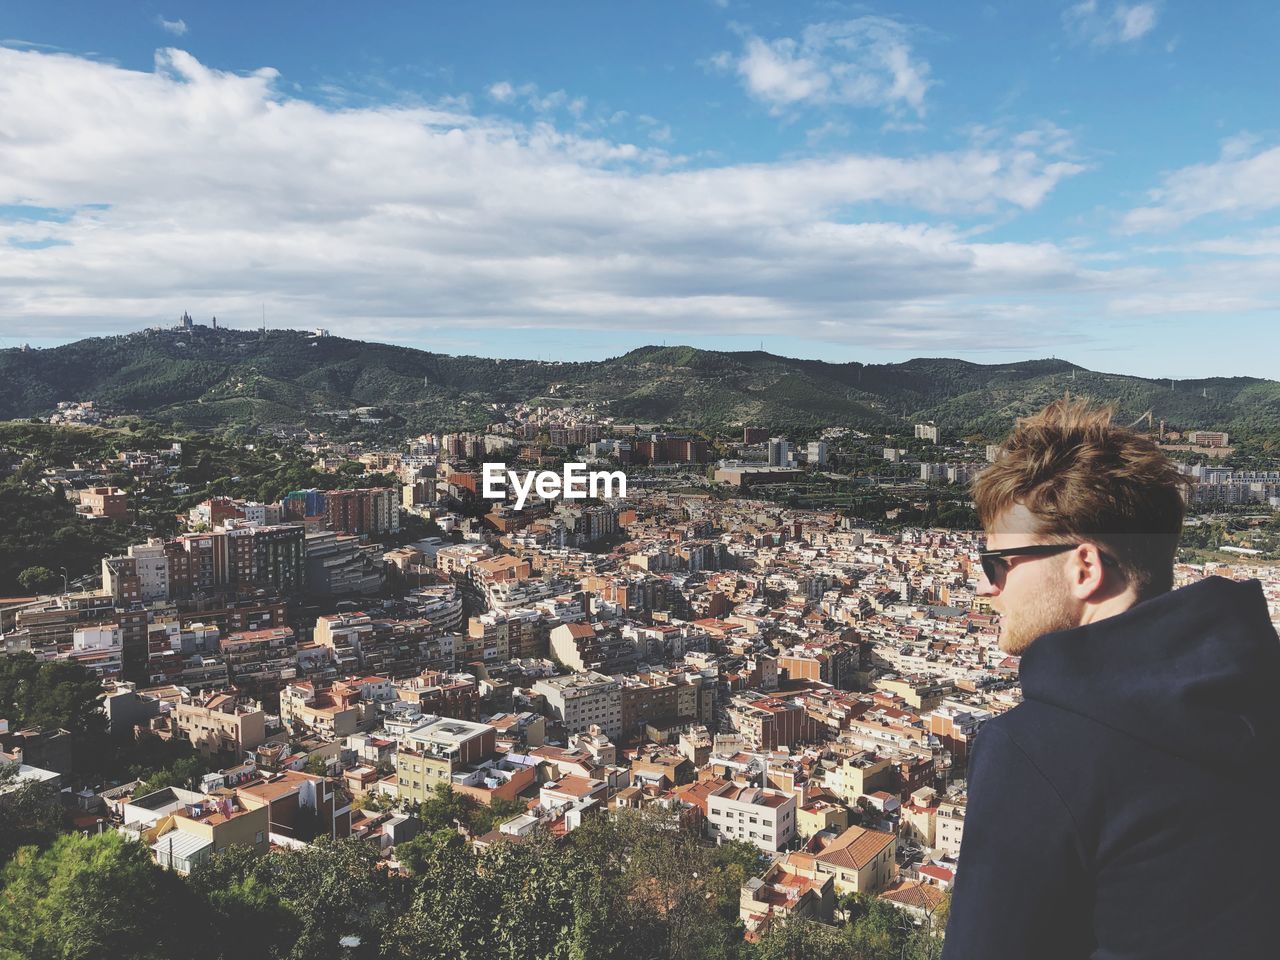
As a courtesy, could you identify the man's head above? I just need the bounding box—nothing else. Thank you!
[972,394,1193,654]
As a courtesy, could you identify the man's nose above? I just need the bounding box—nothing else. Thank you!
[976,572,997,597]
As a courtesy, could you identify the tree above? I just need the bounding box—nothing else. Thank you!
[137,754,209,797]
[0,763,64,864]
[395,827,465,874]
[187,846,297,960]
[0,654,107,754]
[384,836,499,960]
[418,780,481,833]
[750,919,858,960]
[471,794,528,835]
[17,565,60,593]
[251,837,402,959]
[0,832,200,960]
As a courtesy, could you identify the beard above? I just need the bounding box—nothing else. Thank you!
[997,583,1080,655]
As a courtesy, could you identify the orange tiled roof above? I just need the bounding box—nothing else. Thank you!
[815,825,895,870]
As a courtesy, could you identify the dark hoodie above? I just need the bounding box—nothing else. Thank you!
[941,576,1280,960]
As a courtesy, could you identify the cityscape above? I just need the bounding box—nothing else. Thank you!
[3,2,1280,958]
[3,317,1278,957]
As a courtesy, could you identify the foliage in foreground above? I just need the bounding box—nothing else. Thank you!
[0,807,946,960]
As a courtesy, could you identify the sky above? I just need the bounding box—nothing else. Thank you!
[1,1,1278,378]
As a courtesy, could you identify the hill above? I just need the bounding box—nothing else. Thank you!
[3,326,1278,444]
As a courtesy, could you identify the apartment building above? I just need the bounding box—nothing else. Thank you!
[151,792,270,874]
[77,486,128,519]
[220,626,298,686]
[706,782,798,853]
[533,671,623,739]
[237,770,352,841]
[935,795,966,859]
[393,670,481,721]
[395,715,497,805]
[172,692,267,759]
[279,681,361,739]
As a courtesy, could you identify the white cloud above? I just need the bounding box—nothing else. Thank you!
[1063,2,1158,47]
[0,46,1128,354]
[486,79,581,116]
[1123,138,1280,232]
[157,17,188,37]
[719,17,933,117]
[487,81,515,103]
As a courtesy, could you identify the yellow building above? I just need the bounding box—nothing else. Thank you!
[797,799,850,840]
[802,825,897,895]
[830,753,892,805]
[873,677,952,712]
[151,793,269,874]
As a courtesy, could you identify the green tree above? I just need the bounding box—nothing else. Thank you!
[471,794,528,835]
[395,827,465,874]
[0,654,107,750]
[749,919,858,960]
[384,836,498,959]
[137,754,209,797]
[0,763,64,864]
[17,565,60,593]
[252,837,401,959]
[0,832,200,960]
[418,780,482,832]
[187,845,298,960]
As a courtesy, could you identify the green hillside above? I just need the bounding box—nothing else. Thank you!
[2,326,1277,444]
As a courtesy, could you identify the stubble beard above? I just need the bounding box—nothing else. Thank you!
[997,583,1080,655]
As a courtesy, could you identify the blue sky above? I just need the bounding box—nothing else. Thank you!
[2,2,1279,378]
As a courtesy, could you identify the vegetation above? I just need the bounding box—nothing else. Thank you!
[0,808,948,960]
[4,327,1277,443]
[0,654,106,744]
[0,832,204,960]
[0,421,406,593]
[0,763,65,865]
[0,654,206,786]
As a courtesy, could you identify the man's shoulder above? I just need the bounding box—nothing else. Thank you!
[977,699,1103,758]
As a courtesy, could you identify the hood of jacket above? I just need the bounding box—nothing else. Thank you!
[1018,575,1280,768]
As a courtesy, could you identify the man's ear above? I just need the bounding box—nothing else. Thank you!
[1067,542,1108,601]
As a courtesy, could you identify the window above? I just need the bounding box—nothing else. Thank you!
[255,831,265,844]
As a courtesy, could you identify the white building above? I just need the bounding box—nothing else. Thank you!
[706,782,797,853]
[533,671,622,739]
[935,797,966,859]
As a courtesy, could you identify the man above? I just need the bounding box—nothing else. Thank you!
[941,396,1280,959]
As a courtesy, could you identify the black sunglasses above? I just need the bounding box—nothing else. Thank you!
[979,543,1117,584]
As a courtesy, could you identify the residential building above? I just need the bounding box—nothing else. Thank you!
[220,626,298,687]
[172,691,268,759]
[534,671,623,739]
[151,792,270,874]
[77,486,128,519]
[395,715,497,806]
[706,782,797,853]
[809,825,897,895]
[739,853,835,937]
[935,795,966,859]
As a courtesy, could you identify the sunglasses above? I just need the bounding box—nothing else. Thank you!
[979,543,1117,584]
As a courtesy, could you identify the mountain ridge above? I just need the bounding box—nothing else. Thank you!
[3,326,1278,445]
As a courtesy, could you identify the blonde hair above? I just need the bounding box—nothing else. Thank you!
[972,394,1194,599]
